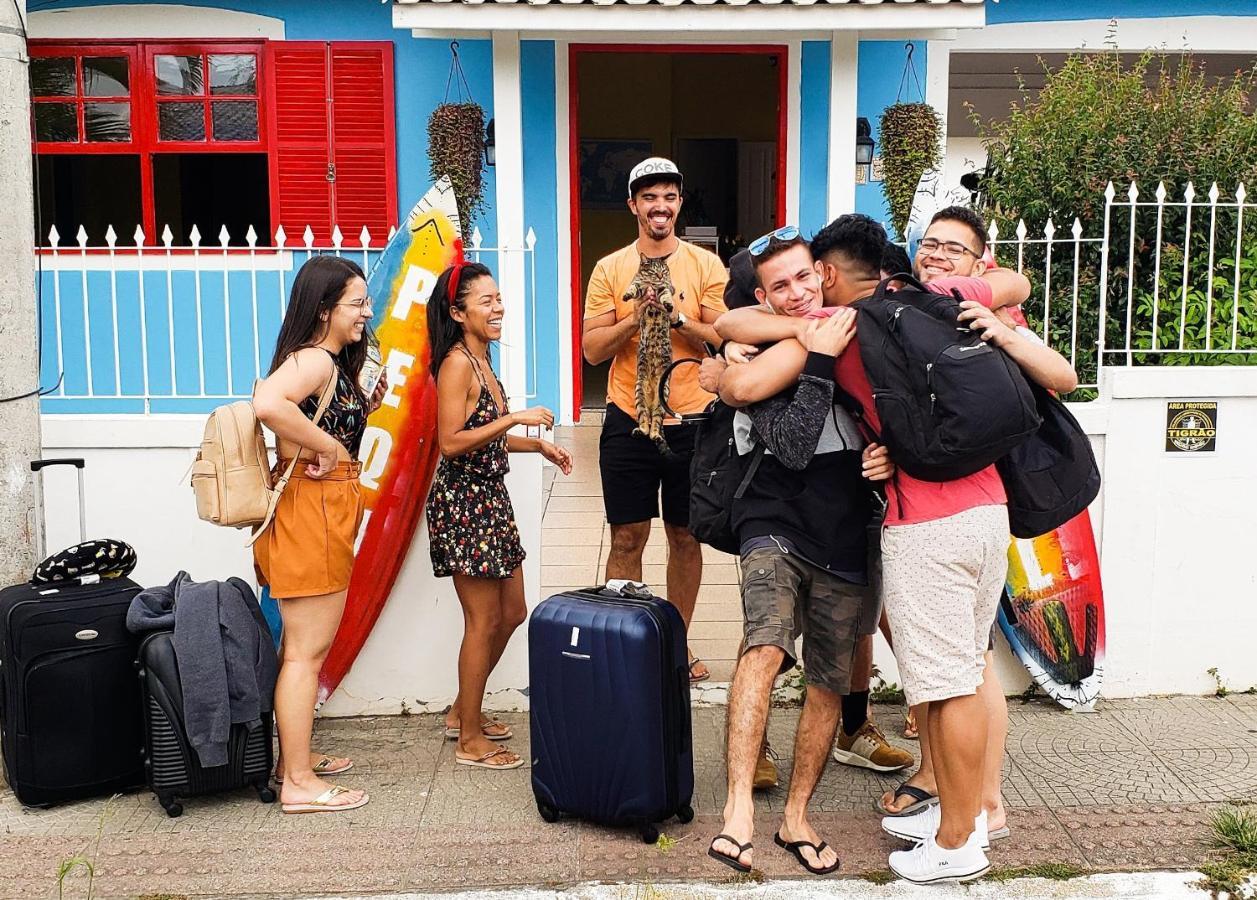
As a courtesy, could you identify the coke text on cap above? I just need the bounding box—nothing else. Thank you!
[627,157,683,197]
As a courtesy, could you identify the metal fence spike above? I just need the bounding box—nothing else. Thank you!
[104,225,117,247]
[987,221,1000,243]
[525,227,537,249]
[76,225,89,246]
[1183,182,1196,202]
[161,225,174,247]
[274,225,287,247]
[1209,182,1221,203]
[1155,181,1168,202]
[1043,218,1056,239]
[470,226,484,250]
[1104,182,1116,201]
[1015,219,1028,241]
[218,224,231,246]
[303,226,315,248]
[359,226,372,248]
[331,225,344,248]
[1072,218,1083,238]
[246,225,258,247]
[47,225,60,247]
[189,224,202,247]
[1236,183,1248,203]
[1128,181,1140,201]
[133,225,146,245]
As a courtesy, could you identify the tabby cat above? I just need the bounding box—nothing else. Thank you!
[624,254,675,455]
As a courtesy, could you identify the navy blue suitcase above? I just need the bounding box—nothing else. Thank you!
[529,584,695,843]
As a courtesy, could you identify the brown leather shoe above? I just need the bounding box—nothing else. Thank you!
[753,739,779,790]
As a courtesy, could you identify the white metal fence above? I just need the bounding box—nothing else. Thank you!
[36,223,537,413]
[989,180,1257,393]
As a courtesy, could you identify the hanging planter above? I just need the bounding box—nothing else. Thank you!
[427,42,487,231]
[879,44,942,238]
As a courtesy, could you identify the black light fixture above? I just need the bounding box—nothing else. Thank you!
[484,118,496,167]
[855,117,875,173]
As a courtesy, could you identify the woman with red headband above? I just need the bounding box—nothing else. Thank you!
[426,259,573,770]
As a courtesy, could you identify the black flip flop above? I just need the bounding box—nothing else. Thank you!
[875,782,939,817]
[707,834,754,873]
[774,832,841,875]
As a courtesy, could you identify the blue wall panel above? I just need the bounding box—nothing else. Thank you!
[799,40,831,237]
[856,40,927,240]
[989,0,1257,23]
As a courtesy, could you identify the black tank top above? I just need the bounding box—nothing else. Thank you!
[298,349,368,457]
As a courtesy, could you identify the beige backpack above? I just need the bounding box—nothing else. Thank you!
[192,376,336,546]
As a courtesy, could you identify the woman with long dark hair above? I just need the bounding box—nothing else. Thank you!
[426,261,573,769]
[253,255,387,813]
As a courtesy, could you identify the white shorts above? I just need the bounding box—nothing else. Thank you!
[881,504,1009,707]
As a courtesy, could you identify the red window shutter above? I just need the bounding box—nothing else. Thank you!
[267,42,333,244]
[329,43,397,246]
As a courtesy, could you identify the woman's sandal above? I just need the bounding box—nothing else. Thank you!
[707,834,754,873]
[875,782,939,817]
[902,711,919,740]
[281,785,369,815]
[444,718,513,741]
[455,747,524,770]
[774,832,841,875]
[689,656,710,684]
[273,755,353,784]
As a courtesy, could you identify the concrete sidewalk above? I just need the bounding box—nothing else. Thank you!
[4,693,1255,898]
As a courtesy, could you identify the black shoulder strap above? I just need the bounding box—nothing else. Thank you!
[660,356,707,422]
[732,443,766,501]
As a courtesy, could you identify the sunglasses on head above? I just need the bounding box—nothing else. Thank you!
[748,225,801,257]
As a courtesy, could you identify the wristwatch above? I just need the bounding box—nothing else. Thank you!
[671,311,687,330]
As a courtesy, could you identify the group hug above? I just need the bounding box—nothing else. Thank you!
[250,154,1077,885]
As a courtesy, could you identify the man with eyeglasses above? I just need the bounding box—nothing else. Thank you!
[706,228,894,877]
[582,158,727,684]
[712,212,1039,883]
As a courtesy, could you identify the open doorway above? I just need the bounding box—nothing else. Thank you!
[569,45,787,419]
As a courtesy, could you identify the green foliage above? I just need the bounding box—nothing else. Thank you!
[1209,667,1231,698]
[427,102,487,230]
[976,51,1257,227]
[880,102,942,238]
[1198,806,1257,898]
[986,862,1089,883]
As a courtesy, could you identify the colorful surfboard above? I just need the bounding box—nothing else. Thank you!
[316,177,462,705]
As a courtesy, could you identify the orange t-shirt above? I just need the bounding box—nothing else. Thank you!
[584,240,728,417]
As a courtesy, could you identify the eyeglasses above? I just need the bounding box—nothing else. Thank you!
[336,296,373,310]
[917,238,979,260]
[748,225,801,257]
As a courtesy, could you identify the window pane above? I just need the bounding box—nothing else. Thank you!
[155,55,203,95]
[152,153,270,246]
[158,102,205,141]
[36,154,143,247]
[34,103,78,142]
[84,102,131,142]
[209,54,257,96]
[83,57,129,97]
[211,100,258,141]
[31,57,76,97]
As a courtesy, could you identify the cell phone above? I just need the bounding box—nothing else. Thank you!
[359,338,384,397]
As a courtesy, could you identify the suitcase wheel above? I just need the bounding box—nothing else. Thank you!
[639,824,659,845]
[676,804,694,824]
[256,784,277,804]
[536,800,560,824]
[161,799,183,818]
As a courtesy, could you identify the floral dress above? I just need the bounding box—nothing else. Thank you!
[426,345,526,579]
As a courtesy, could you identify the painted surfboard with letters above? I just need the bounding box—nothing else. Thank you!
[316,177,462,704]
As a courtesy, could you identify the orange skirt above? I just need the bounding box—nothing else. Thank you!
[253,460,364,599]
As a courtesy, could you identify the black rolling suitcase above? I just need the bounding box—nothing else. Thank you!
[0,459,146,807]
[137,626,275,817]
[529,582,694,843]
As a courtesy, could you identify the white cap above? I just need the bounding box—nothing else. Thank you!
[627,157,683,197]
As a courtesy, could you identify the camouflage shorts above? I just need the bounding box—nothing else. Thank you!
[739,546,871,695]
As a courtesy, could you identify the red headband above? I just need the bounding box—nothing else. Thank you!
[447,238,468,308]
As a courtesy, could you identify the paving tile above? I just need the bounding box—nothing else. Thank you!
[545,512,608,529]
[542,563,603,586]
[1153,746,1257,803]
[542,544,601,567]
[1006,699,1145,754]
[1052,803,1219,870]
[545,494,607,512]
[1105,695,1257,750]
[1012,747,1200,807]
[542,527,604,548]
[406,821,581,891]
[548,479,606,497]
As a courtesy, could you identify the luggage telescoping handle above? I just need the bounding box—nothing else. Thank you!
[31,458,87,544]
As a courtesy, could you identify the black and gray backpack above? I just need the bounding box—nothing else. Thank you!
[852,273,1041,482]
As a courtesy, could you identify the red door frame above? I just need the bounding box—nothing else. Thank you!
[567,43,790,422]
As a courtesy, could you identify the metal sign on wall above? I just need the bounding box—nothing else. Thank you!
[1165,401,1218,452]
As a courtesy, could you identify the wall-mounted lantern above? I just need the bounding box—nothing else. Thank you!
[485,118,496,168]
[856,117,875,179]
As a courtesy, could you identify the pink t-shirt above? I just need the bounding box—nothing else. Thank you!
[813,277,1006,527]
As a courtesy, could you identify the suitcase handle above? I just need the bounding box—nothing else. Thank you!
[31,458,88,544]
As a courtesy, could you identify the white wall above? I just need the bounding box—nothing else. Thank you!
[40,366,1257,706]
[39,416,545,718]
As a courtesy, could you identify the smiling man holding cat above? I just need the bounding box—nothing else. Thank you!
[582,157,727,683]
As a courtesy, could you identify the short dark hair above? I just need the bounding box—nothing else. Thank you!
[929,205,988,255]
[810,214,886,281]
[881,242,912,278]
[724,249,759,309]
[630,177,682,199]
[749,235,810,288]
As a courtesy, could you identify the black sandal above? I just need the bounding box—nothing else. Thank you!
[774,832,840,875]
[875,782,939,817]
[707,833,754,873]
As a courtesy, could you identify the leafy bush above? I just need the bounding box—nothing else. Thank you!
[880,102,942,238]
[970,50,1257,385]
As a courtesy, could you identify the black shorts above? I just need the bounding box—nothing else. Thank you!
[599,404,696,527]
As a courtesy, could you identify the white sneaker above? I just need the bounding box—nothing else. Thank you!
[888,832,990,884]
[882,806,991,851]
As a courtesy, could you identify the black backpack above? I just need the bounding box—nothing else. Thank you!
[997,380,1100,538]
[662,359,764,555]
[852,274,1041,482]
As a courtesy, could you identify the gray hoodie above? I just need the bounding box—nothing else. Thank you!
[128,572,279,768]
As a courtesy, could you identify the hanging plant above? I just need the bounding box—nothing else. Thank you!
[427,42,486,231]
[880,102,942,238]
[878,43,942,238]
